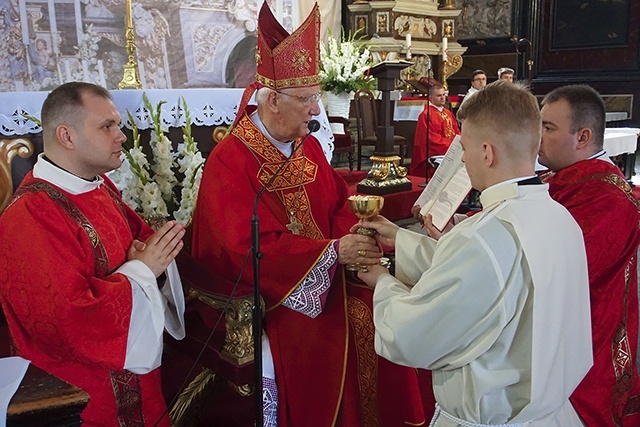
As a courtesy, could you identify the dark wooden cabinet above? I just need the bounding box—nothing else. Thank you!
[7,365,89,427]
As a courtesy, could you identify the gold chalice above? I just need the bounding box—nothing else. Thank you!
[346,195,384,272]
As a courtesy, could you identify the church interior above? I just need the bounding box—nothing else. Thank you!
[1,0,640,425]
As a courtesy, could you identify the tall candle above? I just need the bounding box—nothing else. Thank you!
[138,60,147,88]
[19,0,29,45]
[442,37,448,61]
[48,0,58,54]
[125,0,133,28]
[82,59,90,82]
[97,59,106,88]
[64,59,72,81]
[74,0,83,46]
[405,33,412,60]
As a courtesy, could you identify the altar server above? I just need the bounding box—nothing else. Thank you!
[358,80,593,426]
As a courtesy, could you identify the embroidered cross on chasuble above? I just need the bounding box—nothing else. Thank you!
[234,114,323,240]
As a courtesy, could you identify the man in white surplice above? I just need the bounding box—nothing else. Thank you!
[356,81,593,427]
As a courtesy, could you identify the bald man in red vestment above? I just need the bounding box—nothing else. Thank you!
[539,84,640,427]
[191,3,427,426]
[0,82,186,426]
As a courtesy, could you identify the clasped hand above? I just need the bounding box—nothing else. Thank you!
[128,220,186,278]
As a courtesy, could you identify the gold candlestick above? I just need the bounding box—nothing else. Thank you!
[118,0,142,89]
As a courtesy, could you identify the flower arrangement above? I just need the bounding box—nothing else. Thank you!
[319,29,376,95]
[110,94,205,225]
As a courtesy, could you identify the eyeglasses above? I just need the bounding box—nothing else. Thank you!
[275,91,321,105]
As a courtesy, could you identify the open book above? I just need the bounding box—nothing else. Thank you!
[415,135,473,231]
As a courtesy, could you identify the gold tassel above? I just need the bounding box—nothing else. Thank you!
[169,368,216,425]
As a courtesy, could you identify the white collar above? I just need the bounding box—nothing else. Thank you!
[249,111,293,157]
[32,154,104,195]
[480,176,545,209]
[429,103,445,112]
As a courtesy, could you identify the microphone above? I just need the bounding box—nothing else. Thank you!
[250,117,319,427]
[307,119,321,133]
[252,119,320,211]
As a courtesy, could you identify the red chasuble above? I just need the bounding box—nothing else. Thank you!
[0,175,169,427]
[409,105,460,178]
[544,159,640,426]
[192,112,426,426]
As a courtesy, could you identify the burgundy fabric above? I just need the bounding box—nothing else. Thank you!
[544,160,640,426]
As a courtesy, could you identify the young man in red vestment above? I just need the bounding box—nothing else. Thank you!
[539,84,640,426]
[191,3,427,426]
[0,82,186,426]
[409,82,460,179]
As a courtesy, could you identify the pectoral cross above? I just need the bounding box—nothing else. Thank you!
[286,214,303,235]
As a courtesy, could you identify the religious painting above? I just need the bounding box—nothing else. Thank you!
[376,11,390,35]
[0,0,293,92]
[455,0,512,40]
[355,14,368,34]
[551,0,631,49]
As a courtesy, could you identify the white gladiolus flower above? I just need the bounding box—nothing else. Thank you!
[111,95,204,225]
[319,29,375,95]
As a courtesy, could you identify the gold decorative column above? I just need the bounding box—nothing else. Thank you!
[118,0,142,89]
[441,22,462,91]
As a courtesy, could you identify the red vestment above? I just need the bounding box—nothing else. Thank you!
[192,112,426,426]
[409,104,460,178]
[544,159,640,426]
[0,173,170,427]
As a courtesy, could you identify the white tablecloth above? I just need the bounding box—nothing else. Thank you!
[393,101,631,124]
[0,88,336,162]
[0,88,245,135]
[604,127,639,156]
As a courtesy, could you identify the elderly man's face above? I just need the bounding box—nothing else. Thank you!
[274,85,322,140]
[471,74,487,90]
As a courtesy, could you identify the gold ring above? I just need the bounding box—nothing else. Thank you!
[358,249,367,257]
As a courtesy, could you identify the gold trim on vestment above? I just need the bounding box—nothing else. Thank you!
[600,173,640,208]
[332,269,349,427]
[347,295,379,426]
[437,109,457,140]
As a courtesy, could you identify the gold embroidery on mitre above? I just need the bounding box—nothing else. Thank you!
[255,47,262,66]
[291,49,311,72]
[347,296,379,427]
[256,74,320,90]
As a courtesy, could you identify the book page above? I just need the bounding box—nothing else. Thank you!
[417,136,472,231]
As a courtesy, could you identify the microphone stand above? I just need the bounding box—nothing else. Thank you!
[250,119,320,426]
[418,67,431,188]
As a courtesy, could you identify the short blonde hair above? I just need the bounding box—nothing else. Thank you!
[457,80,541,161]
